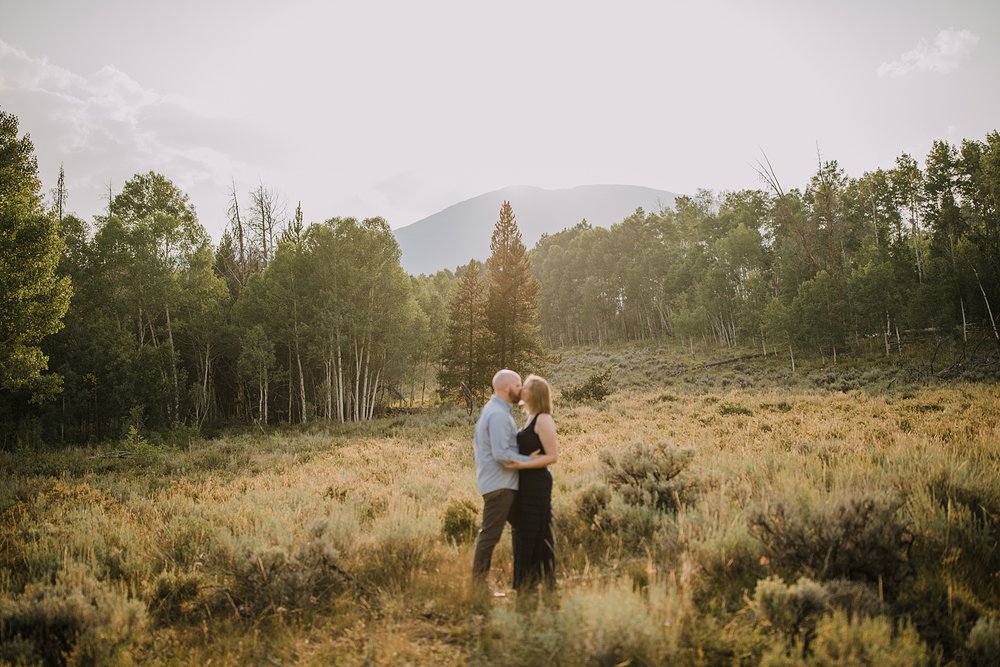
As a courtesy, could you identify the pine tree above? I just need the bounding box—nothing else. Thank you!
[485,200,544,371]
[439,260,490,402]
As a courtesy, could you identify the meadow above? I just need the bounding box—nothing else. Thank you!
[1,344,999,666]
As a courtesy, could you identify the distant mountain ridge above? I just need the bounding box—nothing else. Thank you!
[392,184,679,275]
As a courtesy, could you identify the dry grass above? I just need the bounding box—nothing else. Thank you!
[1,345,998,664]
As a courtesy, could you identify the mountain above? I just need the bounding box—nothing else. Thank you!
[392,184,679,275]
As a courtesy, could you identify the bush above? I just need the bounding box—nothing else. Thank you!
[761,611,930,666]
[440,498,479,545]
[356,514,438,593]
[821,579,883,619]
[0,563,147,666]
[487,580,687,666]
[719,403,754,416]
[966,616,1000,667]
[602,441,694,512]
[691,528,766,612]
[748,493,911,589]
[147,570,208,626]
[562,368,613,403]
[575,483,612,525]
[226,522,351,618]
[754,576,830,655]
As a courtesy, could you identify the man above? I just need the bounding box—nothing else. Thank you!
[471,369,535,586]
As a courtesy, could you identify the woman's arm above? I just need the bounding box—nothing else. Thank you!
[508,414,558,470]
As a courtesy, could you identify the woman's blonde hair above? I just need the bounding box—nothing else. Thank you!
[522,374,553,415]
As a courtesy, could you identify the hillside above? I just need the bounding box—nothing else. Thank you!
[392,184,679,275]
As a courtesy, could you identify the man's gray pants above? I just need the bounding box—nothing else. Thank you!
[472,488,517,582]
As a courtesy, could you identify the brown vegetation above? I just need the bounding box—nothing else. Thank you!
[1,346,998,664]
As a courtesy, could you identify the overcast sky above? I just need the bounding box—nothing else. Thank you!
[1,0,997,240]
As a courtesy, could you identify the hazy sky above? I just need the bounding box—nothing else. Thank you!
[1,0,997,239]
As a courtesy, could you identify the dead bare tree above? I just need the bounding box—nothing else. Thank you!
[752,148,785,197]
[249,182,286,266]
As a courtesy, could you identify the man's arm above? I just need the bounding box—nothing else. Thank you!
[487,411,530,463]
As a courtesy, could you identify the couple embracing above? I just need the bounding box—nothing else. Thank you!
[472,369,558,595]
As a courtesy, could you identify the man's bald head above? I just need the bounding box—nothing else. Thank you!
[492,369,523,404]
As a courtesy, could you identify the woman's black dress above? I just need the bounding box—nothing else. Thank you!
[513,414,556,590]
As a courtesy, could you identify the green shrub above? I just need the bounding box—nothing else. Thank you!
[575,483,612,525]
[753,576,830,656]
[440,498,479,545]
[147,570,208,626]
[357,532,436,593]
[226,524,351,618]
[719,403,754,416]
[821,579,883,619]
[0,563,147,666]
[748,493,911,589]
[602,441,694,512]
[562,368,613,402]
[487,580,686,666]
[691,527,766,612]
[761,611,930,666]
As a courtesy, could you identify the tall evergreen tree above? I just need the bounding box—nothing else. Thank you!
[439,260,490,402]
[484,201,543,371]
[0,109,72,401]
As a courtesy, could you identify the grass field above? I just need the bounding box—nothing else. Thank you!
[2,344,999,665]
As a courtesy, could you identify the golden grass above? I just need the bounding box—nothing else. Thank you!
[1,361,998,664]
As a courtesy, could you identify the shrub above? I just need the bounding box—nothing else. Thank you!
[719,403,754,416]
[226,522,352,618]
[356,516,437,593]
[147,570,208,626]
[748,493,911,589]
[487,580,687,666]
[440,498,479,545]
[690,527,766,612]
[753,576,830,655]
[575,483,612,526]
[602,441,694,512]
[761,611,930,666]
[966,616,1000,667]
[0,563,147,666]
[821,579,883,619]
[357,534,436,593]
[562,368,613,403]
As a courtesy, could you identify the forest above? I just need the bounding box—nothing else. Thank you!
[2,106,999,447]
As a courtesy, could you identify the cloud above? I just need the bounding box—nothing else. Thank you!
[0,39,265,232]
[877,28,980,78]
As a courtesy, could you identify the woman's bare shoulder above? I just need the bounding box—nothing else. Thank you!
[536,413,557,428]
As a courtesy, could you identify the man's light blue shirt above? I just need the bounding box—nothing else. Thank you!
[474,395,530,495]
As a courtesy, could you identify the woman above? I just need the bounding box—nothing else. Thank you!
[505,374,558,591]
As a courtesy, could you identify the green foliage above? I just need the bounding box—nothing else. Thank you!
[0,108,71,402]
[0,563,147,666]
[485,201,544,372]
[147,570,207,626]
[529,131,1000,364]
[438,260,491,403]
[226,524,352,618]
[602,441,693,511]
[754,576,830,655]
[561,367,613,402]
[761,611,929,666]
[440,497,479,545]
[749,493,911,588]
[487,581,687,667]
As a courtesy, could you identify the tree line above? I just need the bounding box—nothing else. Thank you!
[0,108,544,447]
[531,137,1000,363]
[2,102,998,446]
